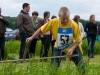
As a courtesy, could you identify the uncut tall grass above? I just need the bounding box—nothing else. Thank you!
[0,39,100,75]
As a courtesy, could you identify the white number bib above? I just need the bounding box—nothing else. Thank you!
[57,28,73,50]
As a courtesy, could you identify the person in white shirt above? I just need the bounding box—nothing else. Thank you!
[73,15,84,44]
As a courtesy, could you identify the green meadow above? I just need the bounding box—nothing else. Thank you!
[0,39,100,75]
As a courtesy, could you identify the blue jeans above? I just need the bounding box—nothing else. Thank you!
[19,33,31,59]
[51,47,86,73]
[87,37,96,57]
[0,36,5,60]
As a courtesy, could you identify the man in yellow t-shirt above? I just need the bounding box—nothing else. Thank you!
[26,7,86,74]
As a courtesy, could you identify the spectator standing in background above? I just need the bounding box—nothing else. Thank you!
[29,11,41,57]
[17,3,34,59]
[84,14,97,58]
[73,15,84,44]
[0,7,9,60]
[97,25,100,43]
[36,11,51,58]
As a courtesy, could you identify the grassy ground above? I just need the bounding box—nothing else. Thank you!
[0,40,100,75]
[0,55,100,75]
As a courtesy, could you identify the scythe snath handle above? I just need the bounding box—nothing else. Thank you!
[23,43,30,60]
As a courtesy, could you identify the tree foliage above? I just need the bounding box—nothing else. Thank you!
[5,16,100,30]
[5,16,17,30]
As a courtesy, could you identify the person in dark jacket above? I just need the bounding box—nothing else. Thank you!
[0,7,9,60]
[84,14,97,58]
[36,11,51,58]
[17,3,34,59]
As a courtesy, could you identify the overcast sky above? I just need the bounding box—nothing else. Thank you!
[0,0,100,21]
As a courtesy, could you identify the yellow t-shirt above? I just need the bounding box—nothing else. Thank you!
[41,18,83,54]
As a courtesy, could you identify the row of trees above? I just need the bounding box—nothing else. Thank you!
[5,16,100,30]
[5,16,17,30]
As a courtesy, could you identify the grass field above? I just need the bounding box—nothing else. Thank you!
[0,40,100,75]
[0,55,100,75]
